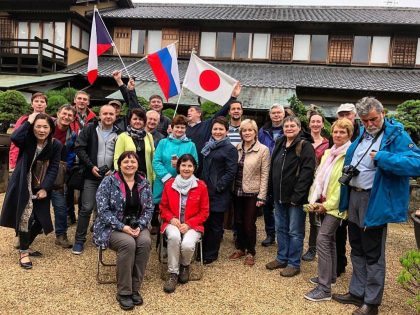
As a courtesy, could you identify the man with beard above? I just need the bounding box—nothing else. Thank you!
[332,97,420,315]
[227,101,244,147]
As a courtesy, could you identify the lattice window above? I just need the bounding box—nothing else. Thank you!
[179,30,199,57]
[271,34,293,62]
[392,37,417,67]
[0,17,15,39]
[329,35,353,64]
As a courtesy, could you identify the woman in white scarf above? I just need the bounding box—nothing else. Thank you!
[304,118,354,302]
[159,154,209,294]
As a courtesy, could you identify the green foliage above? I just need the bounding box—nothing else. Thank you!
[91,106,101,116]
[45,87,78,116]
[162,108,175,119]
[201,101,222,120]
[46,95,68,116]
[394,100,420,145]
[397,250,420,313]
[60,87,78,103]
[287,95,309,130]
[0,90,29,122]
[137,96,150,111]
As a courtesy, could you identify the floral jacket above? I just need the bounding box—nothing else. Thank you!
[93,172,154,248]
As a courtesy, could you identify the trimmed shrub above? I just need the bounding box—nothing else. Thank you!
[0,90,29,122]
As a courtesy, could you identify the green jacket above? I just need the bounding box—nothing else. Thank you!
[113,132,155,187]
[308,149,347,219]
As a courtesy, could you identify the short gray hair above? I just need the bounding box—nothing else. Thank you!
[269,103,285,113]
[146,109,160,119]
[283,115,301,128]
[356,97,384,116]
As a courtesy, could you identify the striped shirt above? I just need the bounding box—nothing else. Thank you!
[228,124,241,147]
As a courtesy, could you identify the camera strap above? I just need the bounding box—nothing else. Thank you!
[352,127,384,169]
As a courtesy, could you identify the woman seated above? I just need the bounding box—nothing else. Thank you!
[303,118,353,302]
[93,151,154,310]
[1,112,61,269]
[160,154,209,293]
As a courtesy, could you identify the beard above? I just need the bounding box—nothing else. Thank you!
[366,118,384,136]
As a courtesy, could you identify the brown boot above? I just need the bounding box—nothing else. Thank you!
[163,273,178,293]
[280,266,300,277]
[178,265,190,284]
[55,234,72,248]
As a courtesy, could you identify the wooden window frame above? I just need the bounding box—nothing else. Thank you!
[391,36,417,68]
[178,29,199,57]
[328,35,353,65]
[71,23,89,53]
[351,35,372,66]
[17,21,66,53]
[270,34,294,62]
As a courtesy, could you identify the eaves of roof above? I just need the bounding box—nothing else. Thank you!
[63,56,420,94]
[99,4,420,25]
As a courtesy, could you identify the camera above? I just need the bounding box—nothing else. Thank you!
[98,165,110,177]
[338,165,360,186]
[123,215,139,229]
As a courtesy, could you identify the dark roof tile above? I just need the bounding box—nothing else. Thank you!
[64,56,420,94]
[100,4,420,25]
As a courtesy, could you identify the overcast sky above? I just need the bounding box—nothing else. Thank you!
[132,0,420,7]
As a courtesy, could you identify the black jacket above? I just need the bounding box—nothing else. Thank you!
[201,139,238,212]
[0,121,62,233]
[269,133,316,205]
[75,121,121,180]
[186,96,237,176]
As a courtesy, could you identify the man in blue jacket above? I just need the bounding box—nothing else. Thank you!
[333,97,420,315]
[258,104,285,247]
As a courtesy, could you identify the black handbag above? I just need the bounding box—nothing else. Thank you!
[66,165,85,190]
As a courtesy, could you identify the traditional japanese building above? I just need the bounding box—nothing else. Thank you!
[1,1,420,115]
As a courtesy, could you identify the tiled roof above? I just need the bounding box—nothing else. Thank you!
[64,57,420,94]
[100,4,420,25]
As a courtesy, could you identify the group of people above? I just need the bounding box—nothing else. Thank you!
[1,72,419,315]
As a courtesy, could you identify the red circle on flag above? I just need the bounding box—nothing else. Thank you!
[199,70,220,92]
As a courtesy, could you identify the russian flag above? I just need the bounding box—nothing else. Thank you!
[147,44,181,100]
[87,7,114,85]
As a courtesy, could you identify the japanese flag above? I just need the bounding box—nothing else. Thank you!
[183,54,238,105]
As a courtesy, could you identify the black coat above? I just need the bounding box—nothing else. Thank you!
[269,133,316,205]
[201,139,238,213]
[0,121,62,234]
[75,121,121,180]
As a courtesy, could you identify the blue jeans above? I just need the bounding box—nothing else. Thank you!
[51,190,68,236]
[274,201,306,268]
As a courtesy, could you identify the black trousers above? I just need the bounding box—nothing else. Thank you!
[233,195,258,256]
[335,219,348,276]
[202,211,225,261]
[19,214,43,251]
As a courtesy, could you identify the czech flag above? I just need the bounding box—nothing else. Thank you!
[147,44,181,100]
[87,7,114,85]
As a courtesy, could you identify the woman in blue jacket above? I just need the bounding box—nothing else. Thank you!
[201,117,238,264]
[152,115,198,205]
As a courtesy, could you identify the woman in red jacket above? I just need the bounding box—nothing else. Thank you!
[160,154,209,294]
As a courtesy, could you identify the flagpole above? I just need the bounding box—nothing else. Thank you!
[173,85,184,118]
[95,6,131,79]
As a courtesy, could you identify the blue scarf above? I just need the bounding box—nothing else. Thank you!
[201,136,231,157]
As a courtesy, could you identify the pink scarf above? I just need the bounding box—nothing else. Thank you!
[309,140,351,204]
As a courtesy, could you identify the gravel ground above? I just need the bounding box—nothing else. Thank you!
[0,193,416,315]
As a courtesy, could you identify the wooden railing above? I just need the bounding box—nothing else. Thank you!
[0,37,68,74]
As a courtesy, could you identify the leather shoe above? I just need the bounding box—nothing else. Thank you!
[332,292,363,307]
[116,294,134,310]
[352,304,378,315]
[228,250,246,260]
[203,258,216,265]
[261,235,275,247]
[132,292,143,306]
[265,259,287,270]
[28,250,42,257]
[19,254,32,269]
